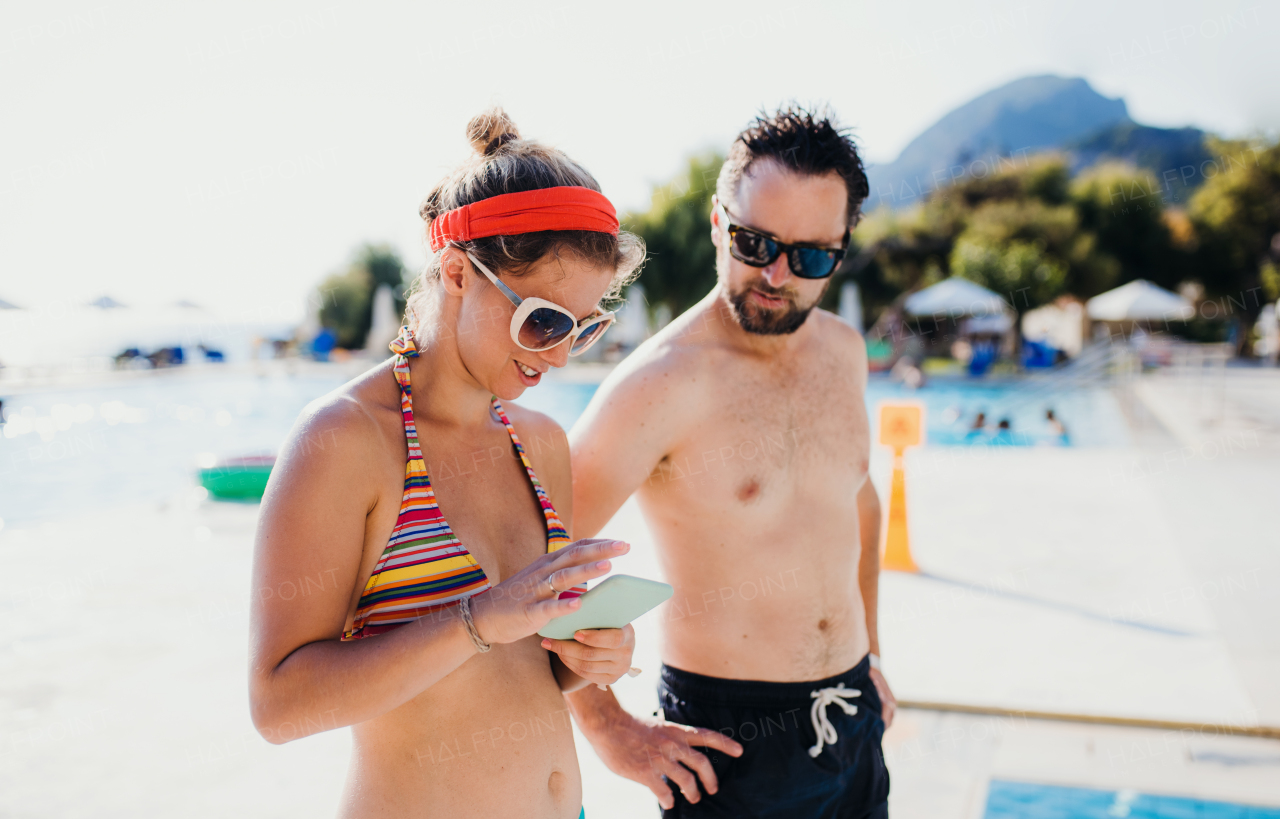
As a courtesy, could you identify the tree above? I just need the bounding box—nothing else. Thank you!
[950,237,1067,313]
[319,266,372,349]
[1187,137,1280,354]
[838,153,1212,327]
[318,243,407,349]
[841,156,1092,319]
[825,204,953,323]
[954,197,1080,304]
[1070,162,1182,293]
[623,139,1280,356]
[625,153,723,319]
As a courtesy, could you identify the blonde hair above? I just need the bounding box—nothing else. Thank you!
[406,107,645,330]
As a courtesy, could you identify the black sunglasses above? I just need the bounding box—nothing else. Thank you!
[719,204,849,279]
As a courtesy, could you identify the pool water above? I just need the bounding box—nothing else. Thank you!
[0,370,1128,528]
[984,780,1280,818]
[1,371,349,528]
[865,377,1130,449]
[523,377,1131,449]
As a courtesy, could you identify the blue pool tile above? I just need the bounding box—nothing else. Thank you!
[984,780,1280,818]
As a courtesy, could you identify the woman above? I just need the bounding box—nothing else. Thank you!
[249,108,645,818]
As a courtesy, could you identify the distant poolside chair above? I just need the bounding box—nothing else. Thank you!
[968,341,997,376]
[311,327,337,362]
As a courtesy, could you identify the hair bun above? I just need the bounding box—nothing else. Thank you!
[466,107,521,156]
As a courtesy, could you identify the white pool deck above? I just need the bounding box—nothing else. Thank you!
[2,370,1279,817]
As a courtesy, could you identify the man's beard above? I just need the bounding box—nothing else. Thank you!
[728,281,825,336]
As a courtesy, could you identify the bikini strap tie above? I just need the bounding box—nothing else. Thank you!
[390,325,419,358]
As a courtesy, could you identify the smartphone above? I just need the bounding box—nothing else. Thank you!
[537,574,674,640]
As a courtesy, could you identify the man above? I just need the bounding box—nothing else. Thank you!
[562,107,895,817]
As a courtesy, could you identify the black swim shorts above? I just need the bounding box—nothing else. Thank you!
[657,655,889,818]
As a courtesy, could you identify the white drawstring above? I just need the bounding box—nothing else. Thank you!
[807,683,861,758]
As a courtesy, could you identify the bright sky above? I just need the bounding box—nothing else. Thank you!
[1,0,1275,319]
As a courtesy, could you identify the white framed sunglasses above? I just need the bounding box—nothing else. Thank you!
[463,249,615,356]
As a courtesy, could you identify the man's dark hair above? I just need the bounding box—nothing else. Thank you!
[717,104,869,227]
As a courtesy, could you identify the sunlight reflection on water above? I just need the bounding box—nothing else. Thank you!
[0,370,1127,527]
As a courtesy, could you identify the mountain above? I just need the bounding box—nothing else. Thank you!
[864,75,1209,210]
[1066,120,1210,200]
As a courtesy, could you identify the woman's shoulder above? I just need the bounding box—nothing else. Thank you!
[261,363,401,534]
[280,361,400,468]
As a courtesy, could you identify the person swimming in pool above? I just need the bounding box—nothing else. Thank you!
[248,108,643,819]
[964,410,990,442]
[565,106,894,818]
[1046,408,1070,444]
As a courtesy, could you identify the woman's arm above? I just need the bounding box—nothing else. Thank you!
[248,397,614,743]
[547,626,636,693]
[248,397,477,742]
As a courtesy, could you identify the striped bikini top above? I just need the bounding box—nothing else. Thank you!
[343,326,578,640]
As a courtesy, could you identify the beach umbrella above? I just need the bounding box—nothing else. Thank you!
[904,277,1010,318]
[1086,279,1193,321]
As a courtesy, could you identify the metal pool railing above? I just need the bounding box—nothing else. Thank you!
[990,341,1140,416]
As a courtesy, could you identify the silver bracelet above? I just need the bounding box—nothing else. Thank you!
[869,652,881,671]
[458,596,491,653]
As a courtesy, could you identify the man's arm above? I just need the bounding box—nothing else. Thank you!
[568,352,683,538]
[565,350,742,809]
[857,477,897,727]
[857,477,882,658]
[842,320,897,727]
[566,683,741,810]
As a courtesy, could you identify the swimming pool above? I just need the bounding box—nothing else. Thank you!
[0,369,1130,528]
[984,780,1280,818]
[864,377,1131,449]
[521,377,1132,448]
[0,371,350,528]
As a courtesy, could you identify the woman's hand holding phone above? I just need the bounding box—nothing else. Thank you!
[470,539,628,647]
[541,625,637,687]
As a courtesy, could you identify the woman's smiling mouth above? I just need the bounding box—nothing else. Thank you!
[516,360,543,384]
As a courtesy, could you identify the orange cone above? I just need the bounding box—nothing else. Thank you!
[882,448,919,572]
[878,403,924,573]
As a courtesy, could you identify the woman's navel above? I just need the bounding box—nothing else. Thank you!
[547,768,568,803]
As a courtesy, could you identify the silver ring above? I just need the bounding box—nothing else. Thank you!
[546,575,562,595]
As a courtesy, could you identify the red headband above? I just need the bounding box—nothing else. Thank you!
[429,186,619,252]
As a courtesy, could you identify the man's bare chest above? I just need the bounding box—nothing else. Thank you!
[646,369,870,509]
